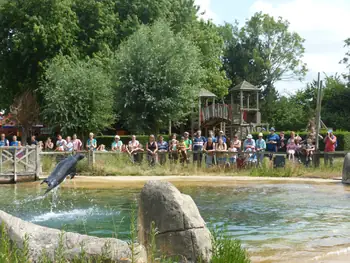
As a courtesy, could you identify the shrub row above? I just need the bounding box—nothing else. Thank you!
[251,131,350,151]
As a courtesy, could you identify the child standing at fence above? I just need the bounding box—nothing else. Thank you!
[228,141,238,165]
[169,138,178,164]
[178,137,188,165]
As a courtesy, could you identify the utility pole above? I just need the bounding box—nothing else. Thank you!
[315,72,322,151]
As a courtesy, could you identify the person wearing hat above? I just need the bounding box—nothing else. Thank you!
[216,130,227,144]
[111,135,123,152]
[266,127,280,159]
[86,132,97,151]
[243,134,255,152]
[324,129,337,167]
[256,133,266,166]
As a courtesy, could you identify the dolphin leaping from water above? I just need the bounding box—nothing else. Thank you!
[41,153,85,195]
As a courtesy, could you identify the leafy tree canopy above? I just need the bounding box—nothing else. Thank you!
[40,55,115,135]
[221,12,307,91]
[113,20,204,133]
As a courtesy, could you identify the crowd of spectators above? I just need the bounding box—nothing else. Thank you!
[0,127,338,167]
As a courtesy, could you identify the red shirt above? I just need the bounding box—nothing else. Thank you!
[324,135,336,152]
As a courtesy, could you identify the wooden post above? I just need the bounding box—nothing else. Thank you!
[0,148,2,175]
[35,145,41,180]
[198,97,202,131]
[14,148,17,183]
[256,91,259,111]
[92,150,96,166]
[25,146,28,172]
[315,73,322,151]
[247,94,250,110]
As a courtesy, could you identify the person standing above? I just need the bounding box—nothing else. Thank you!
[266,127,280,160]
[193,130,206,167]
[86,133,97,151]
[157,135,168,165]
[10,135,21,147]
[203,137,216,168]
[55,134,67,151]
[0,134,9,147]
[324,129,337,167]
[30,135,38,146]
[44,137,54,151]
[146,135,158,166]
[255,133,266,166]
[127,135,142,163]
[184,132,193,152]
[72,134,83,151]
[65,136,74,152]
[111,135,123,152]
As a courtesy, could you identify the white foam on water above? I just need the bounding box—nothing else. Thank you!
[311,246,350,261]
[30,207,96,222]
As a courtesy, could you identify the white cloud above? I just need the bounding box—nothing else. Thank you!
[250,0,350,94]
[194,0,219,23]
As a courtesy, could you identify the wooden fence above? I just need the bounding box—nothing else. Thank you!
[0,146,40,183]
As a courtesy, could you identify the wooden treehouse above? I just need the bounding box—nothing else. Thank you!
[198,81,267,139]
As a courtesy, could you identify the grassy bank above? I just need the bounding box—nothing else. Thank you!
[41,153,343,179]
[0,221,250,263]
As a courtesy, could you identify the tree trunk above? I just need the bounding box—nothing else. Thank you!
[21,126,29,146]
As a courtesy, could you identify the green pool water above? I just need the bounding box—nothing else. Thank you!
[1,181,350,262]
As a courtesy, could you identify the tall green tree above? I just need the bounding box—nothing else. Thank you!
[0,0,79,110]
[113,20,203,133]
[222,13,307,90]
[40,55,114,135]
[341,38,350,83]
[184,20,231,97]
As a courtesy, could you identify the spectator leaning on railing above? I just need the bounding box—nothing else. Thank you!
[86,133,97,151]
[255,133,266,166]
[324,129,337,167]
[0,133,9,147]
[111,135,123,152]
[193,130,206,167]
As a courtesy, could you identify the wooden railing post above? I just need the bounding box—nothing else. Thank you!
[0,148,2,175]
[25,146,28,172]
[14,148,17,183]
[35,145,41,180]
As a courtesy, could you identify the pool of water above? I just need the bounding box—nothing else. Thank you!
[1,181,350,262]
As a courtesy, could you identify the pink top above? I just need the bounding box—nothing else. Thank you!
[72,139,82,151]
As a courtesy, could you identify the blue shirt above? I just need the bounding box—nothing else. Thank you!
[193,136,206,151]
[266,134,280,152]
[256,139,266,151]
[216,136,227,143]
[157,141,168,151]
[243,139,255,151]
[10,141,19,147]
[0,139,9,147]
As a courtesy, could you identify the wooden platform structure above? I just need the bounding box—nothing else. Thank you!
[198,81,268,139]
[0,146,40,183]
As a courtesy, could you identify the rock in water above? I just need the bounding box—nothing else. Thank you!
[342,153,350,184]
[0,210,147,263]
[138,181,212,262]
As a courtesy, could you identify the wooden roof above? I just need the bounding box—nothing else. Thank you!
[199,88,217,98]
[231,81,260,91]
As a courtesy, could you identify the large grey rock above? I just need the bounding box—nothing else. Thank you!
[342,153,350,184]
[0,210,146,263]
[138,181,212,262]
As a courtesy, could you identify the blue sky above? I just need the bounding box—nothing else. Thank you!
[194,0,350,95]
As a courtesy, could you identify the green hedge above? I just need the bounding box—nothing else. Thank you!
[251,131,350,151]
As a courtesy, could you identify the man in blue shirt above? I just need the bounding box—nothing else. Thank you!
[266,127,280,160]
[193,130,206,167]
[157,135,168,165]
[0,133,9,147]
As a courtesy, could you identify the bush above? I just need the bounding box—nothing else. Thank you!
[251,131,350,151]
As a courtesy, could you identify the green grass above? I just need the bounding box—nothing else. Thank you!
[41,152,343,179]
